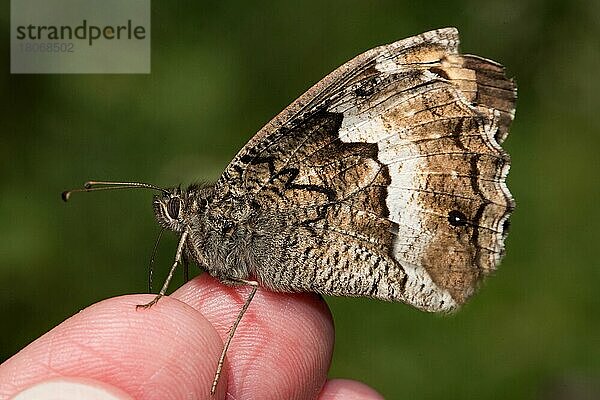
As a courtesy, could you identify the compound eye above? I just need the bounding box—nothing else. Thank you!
[167,197,181,220]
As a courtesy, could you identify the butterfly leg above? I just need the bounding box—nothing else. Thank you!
[182,254,190,284]
[137,229,189,309]
[211,278,258,396]
[147,227,166,293]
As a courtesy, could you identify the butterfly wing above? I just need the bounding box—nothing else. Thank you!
[215,28,516,312]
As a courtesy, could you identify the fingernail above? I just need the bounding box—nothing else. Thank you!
[11,377,133,400]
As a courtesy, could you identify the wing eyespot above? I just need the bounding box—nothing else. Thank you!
[448,210,469,227]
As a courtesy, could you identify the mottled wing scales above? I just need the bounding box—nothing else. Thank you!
[333,49,515,307]
[217,28,516,312]
[218,28,461,192]
[449,54,517,143]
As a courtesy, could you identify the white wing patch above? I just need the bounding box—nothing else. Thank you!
[331,97,457,311]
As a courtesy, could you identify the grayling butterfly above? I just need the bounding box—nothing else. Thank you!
[64,27,516,394]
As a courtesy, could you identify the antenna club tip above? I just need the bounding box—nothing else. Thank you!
[61,191,71,202]
[84,181,93,189]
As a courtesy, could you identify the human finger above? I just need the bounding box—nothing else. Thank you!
[173,274,335,400]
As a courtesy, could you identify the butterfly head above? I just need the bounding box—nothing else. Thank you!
[153,187,189,233]
[152,184,213,233]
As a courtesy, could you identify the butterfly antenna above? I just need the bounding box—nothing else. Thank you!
[62,180,169,201]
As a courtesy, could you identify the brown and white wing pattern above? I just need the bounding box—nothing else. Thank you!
[216,28,516,312]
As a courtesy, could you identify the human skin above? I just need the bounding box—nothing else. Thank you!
[0,274,384,400]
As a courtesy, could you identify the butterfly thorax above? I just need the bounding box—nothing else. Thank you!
[153,184,294,284]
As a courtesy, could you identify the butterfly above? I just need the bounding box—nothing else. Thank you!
[64,27,516,394]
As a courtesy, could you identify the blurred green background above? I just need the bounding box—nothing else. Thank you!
[1,1,599,399]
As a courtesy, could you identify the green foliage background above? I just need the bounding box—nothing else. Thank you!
[1,1,599,398]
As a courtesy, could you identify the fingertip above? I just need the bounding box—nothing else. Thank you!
[173,275,335,400]
[318,379,385,400]
[174,275,333,336]
[0,295,226,400]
